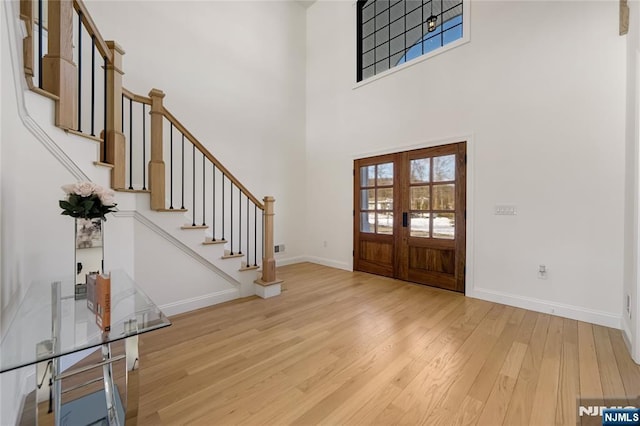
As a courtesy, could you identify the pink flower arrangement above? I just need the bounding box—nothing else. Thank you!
[60,182,117,221]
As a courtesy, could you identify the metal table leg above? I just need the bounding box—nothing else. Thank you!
[101,343,120,426]
[124,319,140,425]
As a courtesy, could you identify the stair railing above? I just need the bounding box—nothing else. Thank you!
[121,88,152,191]
[159,94,265,270]
[19,0,280,284]
[20,0,126,190]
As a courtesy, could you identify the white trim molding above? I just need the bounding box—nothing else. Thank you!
[4,0,88,182]
[128,210,241,287]
[277,256,352,272]
[159,288,240,317]
[469,286,622,330]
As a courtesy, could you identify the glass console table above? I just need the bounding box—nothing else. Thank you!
[0,270,171,425]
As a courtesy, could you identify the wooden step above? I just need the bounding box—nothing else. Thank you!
[202,239,226,245]
[66,129,103,144]
[221,252,244,260]
[93,161,114,169]
[239,265,259,272]
[156,208,188,213]
[115,188,151,193]
[180,225,208,230]
[28,84,59,101]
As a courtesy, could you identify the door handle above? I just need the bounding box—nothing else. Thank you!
[402,212,408,227]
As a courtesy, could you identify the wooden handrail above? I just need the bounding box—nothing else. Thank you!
[122,88,152,105]
[72,0,113,63]
[162,106,265,210]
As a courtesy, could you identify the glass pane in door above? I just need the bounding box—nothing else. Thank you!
[377,163,394,185]
[360,212,375,233]
[377,212,394,234]
[410,159,430,183]
[433,184,455,210]
[360,189,375,210]
[433,155,455,182]
[361,166,376,186]
[410,212,430,237]
[410,186,430,210]
[432,212,455,239]
[377,188,394,210]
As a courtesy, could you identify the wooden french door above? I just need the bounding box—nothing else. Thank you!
[353,142,466,292]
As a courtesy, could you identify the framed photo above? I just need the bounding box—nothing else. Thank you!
[76,218,102,249]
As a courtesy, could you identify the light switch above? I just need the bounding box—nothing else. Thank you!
[495,204,517,215]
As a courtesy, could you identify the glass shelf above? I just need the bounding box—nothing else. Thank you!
[0,269,171,373]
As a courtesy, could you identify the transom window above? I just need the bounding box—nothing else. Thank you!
[357,0,464,82]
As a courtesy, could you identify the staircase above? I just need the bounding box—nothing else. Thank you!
[16,0,282,306]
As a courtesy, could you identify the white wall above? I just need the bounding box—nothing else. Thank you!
[623,0,640,362]
[1,2,79,422]
[306,0,627,327]
[84,0,308,265]
[133,219,240,315]
[0,1,137,421]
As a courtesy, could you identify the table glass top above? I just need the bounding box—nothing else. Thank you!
[0,270,170,373]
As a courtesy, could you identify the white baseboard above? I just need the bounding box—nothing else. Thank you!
[302,256,352,271]
[276,255,351,271]
[159,288,240,317]
[622,319,634,352]
[276,256,307,267]
[469,287,621,329]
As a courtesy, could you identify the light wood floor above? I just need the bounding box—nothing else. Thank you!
[128,263,639,424]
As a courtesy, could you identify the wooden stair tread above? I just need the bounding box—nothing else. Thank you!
[239,265,259,272]
[156,208,188,213]
[115,188,151,193]
[93,161,114,169]
[66,129,103,144]
[29,85,59,101]
[221,253,244,259]
[202,239,226,245]
[181,225,209,230]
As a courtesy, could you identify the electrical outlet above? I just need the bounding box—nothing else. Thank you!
[627,294,631,318]
[274,244,285,253]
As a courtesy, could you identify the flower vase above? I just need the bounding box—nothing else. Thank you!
[75,218,104,288]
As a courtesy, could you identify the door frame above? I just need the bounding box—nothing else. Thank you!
[352,137,473,294]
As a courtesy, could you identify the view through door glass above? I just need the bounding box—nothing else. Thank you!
[360,162,394,235]
[409,154,456,239]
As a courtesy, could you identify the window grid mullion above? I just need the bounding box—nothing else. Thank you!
[421,1,424,55]
[440,0,444,46]
[388,4,391,67]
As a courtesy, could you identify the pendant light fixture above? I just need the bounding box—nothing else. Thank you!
[427,1,438,32]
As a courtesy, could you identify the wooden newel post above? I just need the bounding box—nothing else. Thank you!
[42,0,77,130]
[260,196,279,284]
[149,89,166,210]
[105,41,126,189]
[19,0,34,79]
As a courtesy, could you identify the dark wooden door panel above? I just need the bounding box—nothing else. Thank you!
[357,239,394,277]
[409,246,456,275]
